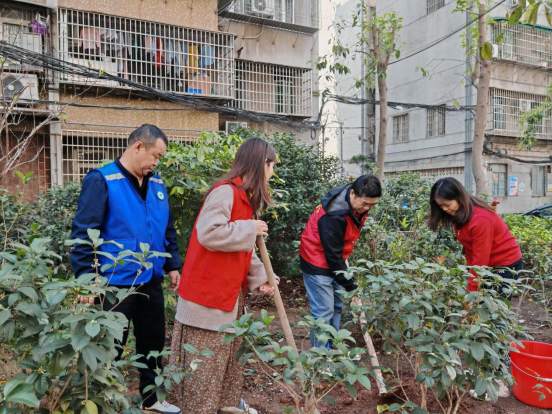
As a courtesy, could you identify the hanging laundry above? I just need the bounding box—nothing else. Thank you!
[155,37,165,67]
[188,43,199,72]
[79,27,101,54]
[31,16,48,36]
[199,44,215,68]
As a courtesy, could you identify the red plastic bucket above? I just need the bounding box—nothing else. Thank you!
[510,340,552,409]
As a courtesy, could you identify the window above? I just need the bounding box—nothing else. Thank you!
[58,8,234,97]
[531,166,547,197]
[489,88,551,139]
[233,60,312,117]
[489,164,507,197]
[427,106,446,137]
[491,21,552,68]
[427,0,445,14]
[61,129,198,182]
[392,114,409,143]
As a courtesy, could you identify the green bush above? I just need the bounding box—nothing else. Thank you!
[504,214,552,321]
[158,130,341,277]
[265,133,342,276]
[352,173,462,265]
[0,233,201,413]
[349,259,527,413]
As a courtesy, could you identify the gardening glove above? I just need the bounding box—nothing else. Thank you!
[335,273,357,292]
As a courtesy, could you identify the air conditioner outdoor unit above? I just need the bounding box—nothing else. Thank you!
[249,0,275,18]
[225,121,248,134]
[0,73,39,104]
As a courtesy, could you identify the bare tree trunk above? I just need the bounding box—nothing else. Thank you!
[376,73,388,181]
[472,0,491,197]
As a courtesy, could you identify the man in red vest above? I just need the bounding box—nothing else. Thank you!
[299,175,382,347]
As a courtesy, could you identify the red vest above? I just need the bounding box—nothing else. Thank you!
[178,177,254,312]
[299,204,365,270]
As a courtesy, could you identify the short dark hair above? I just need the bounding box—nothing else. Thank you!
[351,174,382,198]
[128,124,168,147]
[428,177,493,231]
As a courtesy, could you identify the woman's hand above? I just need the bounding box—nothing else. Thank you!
[258,282,275,296]
[254,220,269,236]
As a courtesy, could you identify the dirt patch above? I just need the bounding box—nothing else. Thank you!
[242,278,552,414]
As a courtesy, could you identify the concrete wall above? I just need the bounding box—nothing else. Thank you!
[60,95,218,132]
[58,0,219,30]
[318,0,362,173]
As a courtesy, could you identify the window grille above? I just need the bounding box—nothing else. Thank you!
[427,0,445,14]
[489,88,552,139]
[531,165,547,197]
[61,128,198,182]
[58,8,234,98]
[392,113,409,143]
[489,163,507,197]
[233,60,312,117]
[491,21,552,68]
[427,106,446,137]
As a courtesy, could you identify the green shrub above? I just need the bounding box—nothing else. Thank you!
[352,173,462,265]
[159,130,341,277]
[348,259,527,414]
[225,311,371,414]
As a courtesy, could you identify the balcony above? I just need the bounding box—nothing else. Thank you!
[491,20,552,69]
[0,3,48,72]
[58,8,235,99]
[233,59,312,118]
[219,0,319,33]
[488,88,552,140]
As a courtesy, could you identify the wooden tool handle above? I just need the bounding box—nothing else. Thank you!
[256,235,299,353]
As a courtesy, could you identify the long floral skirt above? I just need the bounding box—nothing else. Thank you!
[169,321,244,413]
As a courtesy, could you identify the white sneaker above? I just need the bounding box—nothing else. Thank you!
[142,400,181,414]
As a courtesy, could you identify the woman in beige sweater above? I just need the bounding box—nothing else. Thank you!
[170,138,276,414]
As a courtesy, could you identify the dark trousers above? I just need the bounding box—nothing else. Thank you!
[104,277,165,407]
[495,259,524,296]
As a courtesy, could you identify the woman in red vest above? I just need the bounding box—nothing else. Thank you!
[170,138,276,414]
[428,177,522,293]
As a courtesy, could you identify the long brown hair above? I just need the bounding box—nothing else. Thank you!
[226,138,276,213]
[428,177,494,231]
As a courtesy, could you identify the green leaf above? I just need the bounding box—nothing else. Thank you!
[470,342,485,361]
[85,320,101,338]
[0,309,11,326]
[3,379,40,408]
[480,42,493,60]
[83,400,98,414]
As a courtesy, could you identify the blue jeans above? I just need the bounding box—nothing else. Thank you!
[303,272,344,348]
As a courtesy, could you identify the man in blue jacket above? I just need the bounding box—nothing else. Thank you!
[70,124,181,414]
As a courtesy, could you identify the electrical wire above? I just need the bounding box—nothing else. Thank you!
[389,0,507,65]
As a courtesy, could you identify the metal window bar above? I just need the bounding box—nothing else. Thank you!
[489,163,507,197]
[491,21,552,68]
[233,59,312,117]
[427,0,445,14]
[427,106,446,137]
[58,8,235,98]
[392,114,409,143]
[489,88,552,139]
[227,0,319,29]
[531,165,546,197]
[61,128,199,182]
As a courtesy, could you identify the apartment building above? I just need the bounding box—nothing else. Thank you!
[381,0,552,213]
[0,0,319,198]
